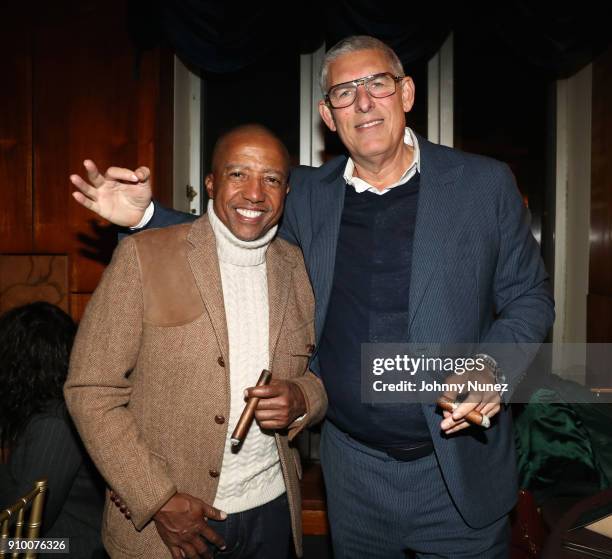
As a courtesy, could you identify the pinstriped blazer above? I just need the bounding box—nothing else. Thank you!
[278,135,554,528]
[0,401,105,558]
[144,136,554,528]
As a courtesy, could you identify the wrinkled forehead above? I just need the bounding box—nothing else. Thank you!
[326,49,394,88]
[213,133,289,174]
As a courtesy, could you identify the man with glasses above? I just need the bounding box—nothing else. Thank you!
[71,35,554,558]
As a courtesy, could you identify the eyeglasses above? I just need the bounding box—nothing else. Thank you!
[325,72,404,109]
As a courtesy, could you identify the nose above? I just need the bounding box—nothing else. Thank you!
[354,83,374,112]
[242,176,265,203]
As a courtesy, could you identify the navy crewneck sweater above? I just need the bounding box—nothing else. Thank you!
[318,172,431,447]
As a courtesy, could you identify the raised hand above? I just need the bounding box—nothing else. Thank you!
[70,159,153,227]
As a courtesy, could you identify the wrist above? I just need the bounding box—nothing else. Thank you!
[154,492,178,518]
[289,382,307,418]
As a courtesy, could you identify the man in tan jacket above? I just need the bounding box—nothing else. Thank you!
[65,125,327,559]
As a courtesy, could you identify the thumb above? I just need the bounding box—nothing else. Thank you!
[202,502,227,521]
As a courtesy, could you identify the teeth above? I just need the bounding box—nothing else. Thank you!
[236,208,263,218]
[357,120,382,129]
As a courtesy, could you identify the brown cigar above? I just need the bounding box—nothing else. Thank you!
[231,369,272,447]
[437,396,491,428]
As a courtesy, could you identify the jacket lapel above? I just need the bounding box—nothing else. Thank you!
[310,161,346,341]
[266,241,295,366]
[186,216,229,361]
[408,140,464,334]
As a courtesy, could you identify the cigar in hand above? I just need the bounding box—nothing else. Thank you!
[231,369,272,447]
[437,396,491,428]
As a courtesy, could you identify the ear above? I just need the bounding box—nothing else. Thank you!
[400,76,415,113]
[204,174,215,198]
[318,100,337,132]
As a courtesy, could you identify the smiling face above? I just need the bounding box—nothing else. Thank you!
[205,129,290,241]
[319,49,414,164]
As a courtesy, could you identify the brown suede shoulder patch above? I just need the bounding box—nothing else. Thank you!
[132,224,205,326]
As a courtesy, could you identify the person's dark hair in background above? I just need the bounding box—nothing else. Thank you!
[0,302,106,559]
[0,302,75,449]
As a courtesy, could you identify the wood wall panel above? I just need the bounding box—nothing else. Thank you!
[589,45,612,305]
[0,1,173,315]
[0,254,68,314]
[587,45,612,387]
[31,1,173,294]
[0,7,32,253]
[69,293,92,323]
[586,294,612,387]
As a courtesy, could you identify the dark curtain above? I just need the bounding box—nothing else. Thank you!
[129,1,610,78]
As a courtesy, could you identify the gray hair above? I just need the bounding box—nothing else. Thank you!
[319,35,405,95]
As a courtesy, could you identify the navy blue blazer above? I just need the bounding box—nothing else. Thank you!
[147,136,555,527]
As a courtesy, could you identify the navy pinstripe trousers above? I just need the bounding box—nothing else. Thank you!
[320,420,510,559]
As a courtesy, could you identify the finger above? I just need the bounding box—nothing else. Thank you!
[72,191,100,212]
[105,166,139,183]
[179,542,199,559]
[440,411,465,431]
[83,160,106,187]
[452,401,479,421]
[254,406,286,418]
[201,524,226,550]
[188,532,209,556]
[135,166,150,182]
[70,174,99,200]
[246,385,283,399]
[257,420,287,430]
[169,546,183,559]
[253,398,285,411]
[475,392,498,412]
[202,503,227,522]
[446,421,471,435]
[480,402,500,418]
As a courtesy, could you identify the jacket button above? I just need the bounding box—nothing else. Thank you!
[214,415,225,425]
[306,344,315,353]
[217,356,225,367]
[209,469,220,478]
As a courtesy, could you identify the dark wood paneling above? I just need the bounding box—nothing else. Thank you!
[0,254,68,313]
[28,1,173,294]
[588,45,612,365]
[0,7,33,253]
[32,2,158,292]
[589,45,612,304]
[586,293,612,387]
[587,294,612,343]
[154,46,175,209]
[69,293,91,323]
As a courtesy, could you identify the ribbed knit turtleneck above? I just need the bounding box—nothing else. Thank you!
[207,201,285,513]
[207,200,277,267]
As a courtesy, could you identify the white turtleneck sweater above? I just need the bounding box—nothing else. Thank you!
[207,201,286,513]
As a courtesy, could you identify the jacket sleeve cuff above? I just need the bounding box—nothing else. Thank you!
[286,372,327,442]
[131,483,177,531]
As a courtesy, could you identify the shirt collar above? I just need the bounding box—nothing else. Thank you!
[343,127,420,195]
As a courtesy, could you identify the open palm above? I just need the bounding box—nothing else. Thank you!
[70,159,153,227]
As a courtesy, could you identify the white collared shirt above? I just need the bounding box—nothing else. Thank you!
[343,127,421,195]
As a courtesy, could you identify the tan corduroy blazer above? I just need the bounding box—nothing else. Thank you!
[65,216,327,558]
